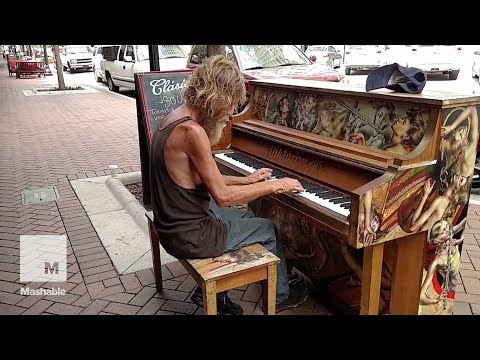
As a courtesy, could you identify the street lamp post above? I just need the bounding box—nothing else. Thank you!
[43,45,52,76]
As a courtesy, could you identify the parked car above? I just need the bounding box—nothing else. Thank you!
[472,50,480,79]
[92,45,115,83]
[59,45,94,72]
[187,45,344,112]
[103,45,188,92]
[304,45,342,68]
[343,45,388,75]
[188,45,343,85]
[405,45,461,80]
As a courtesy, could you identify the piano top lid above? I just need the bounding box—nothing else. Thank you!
[248,78,480,107]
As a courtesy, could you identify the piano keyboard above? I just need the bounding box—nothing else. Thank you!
[215,152,351,217]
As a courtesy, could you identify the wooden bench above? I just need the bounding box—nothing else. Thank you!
[146,213,280,315]
[16,61,46,78]
[7,59,19,77]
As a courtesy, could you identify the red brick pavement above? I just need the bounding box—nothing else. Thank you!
[0,59,479,315]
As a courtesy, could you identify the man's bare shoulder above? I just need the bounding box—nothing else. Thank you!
[168,120,208,153]
[179,120,207,139]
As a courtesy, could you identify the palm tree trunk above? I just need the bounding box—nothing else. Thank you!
[53,45,65,90]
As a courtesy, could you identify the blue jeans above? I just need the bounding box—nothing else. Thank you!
[209,199,290,304]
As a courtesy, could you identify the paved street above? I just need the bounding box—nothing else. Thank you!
[0,56,480,316]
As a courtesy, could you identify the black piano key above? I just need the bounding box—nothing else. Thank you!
[319,192,342,199]
[311,187,330,194]
[300,182,317,190]
[228,154,247,161]
[227,154,263,169]
[330,197,350,204]
[341,203,351,209]
[233,156,262,168]
[249,162,264,168]
[272,170,287,177]
[228,153,293,178]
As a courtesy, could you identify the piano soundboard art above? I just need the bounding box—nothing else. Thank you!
[213,77,480,315]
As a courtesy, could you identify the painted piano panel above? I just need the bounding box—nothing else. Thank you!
[219,78,480,315]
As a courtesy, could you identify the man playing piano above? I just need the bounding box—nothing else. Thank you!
[149,55,309,315]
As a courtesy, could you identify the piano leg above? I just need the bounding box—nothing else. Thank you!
[360,243,384,315]
[389,231,426,315]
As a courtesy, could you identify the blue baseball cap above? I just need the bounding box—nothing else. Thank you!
[366,63,427,94]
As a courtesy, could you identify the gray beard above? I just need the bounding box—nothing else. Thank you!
[203,113,228,146]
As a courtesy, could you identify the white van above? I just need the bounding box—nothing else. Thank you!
[92,45,115,83]
[103,45,189,92]
[405,45,461,80]
[343,45,388,75]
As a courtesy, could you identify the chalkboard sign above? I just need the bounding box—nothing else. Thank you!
[135,69,192,206]
[135,69,192,145]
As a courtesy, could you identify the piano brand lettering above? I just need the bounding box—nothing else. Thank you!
[149,78,188,96]
[268,146,322,171]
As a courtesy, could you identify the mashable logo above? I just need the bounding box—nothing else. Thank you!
[20,235,67,282]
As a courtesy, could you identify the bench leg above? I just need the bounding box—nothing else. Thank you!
[202,281,217,315]
[148,220,163,292]
[261,264,277,315]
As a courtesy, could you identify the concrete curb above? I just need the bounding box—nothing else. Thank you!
[117,171,142,185]
[105,172,151,235]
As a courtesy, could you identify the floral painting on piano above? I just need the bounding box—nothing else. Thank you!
[253,88,430,156]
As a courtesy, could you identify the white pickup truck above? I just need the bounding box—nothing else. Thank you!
[60,45,94,72]
[102,45,189,92]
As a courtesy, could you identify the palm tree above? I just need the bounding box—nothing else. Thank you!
[53,45,65,90]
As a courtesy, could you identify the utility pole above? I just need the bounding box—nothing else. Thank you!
[148,45,160,71]
[43,45,52,76]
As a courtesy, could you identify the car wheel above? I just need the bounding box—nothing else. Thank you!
[107,74,119,92]
[345,68,351,75]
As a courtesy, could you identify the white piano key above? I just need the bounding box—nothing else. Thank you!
[215,153,256,173]
[299,192,350,217]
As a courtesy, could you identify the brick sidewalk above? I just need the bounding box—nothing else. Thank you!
[0,59,479,315]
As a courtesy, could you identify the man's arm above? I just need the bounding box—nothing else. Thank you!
[223,175,249,186]
[223,167,273,186]
[185,124,303,207]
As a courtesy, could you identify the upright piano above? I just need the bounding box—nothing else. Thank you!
[212,77,480,315]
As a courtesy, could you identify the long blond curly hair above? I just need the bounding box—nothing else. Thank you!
[182,55,246,120]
